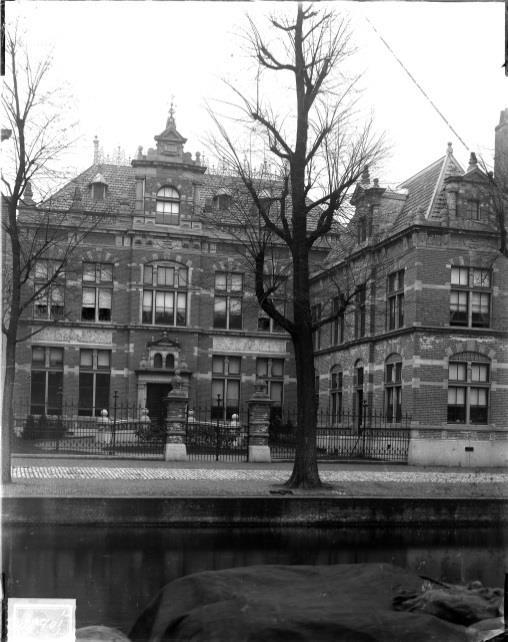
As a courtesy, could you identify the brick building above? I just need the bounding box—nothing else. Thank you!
[14,112,326,425]
[311,110,508,466]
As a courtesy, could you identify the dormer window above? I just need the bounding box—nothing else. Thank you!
[90,173,108,201]
[156,187,180,225]
[465,199,480,220]
[213,193,231,211]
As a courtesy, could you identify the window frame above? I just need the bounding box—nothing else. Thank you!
[331,297,345,345]
[385,357,402,422]
[142,263,188,327]
[213,272,244,330]
[211,355,242,419]
[330,367,343,424]
[30,346,64,415]
[450,267,491,328]
[81,262,113,323]
[354,284,367,339]
[387,269,404,331]
[447,353,490,425]
[256,357,284,407]
[33,260,65,321]
[155,186,180,225]
[78,348,111,416]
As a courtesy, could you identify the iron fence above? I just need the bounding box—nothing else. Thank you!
[11,401,166,459]
[186,407,249,462]
[269,409,411,462]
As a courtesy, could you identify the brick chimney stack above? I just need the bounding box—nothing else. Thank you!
[494,108,508,182]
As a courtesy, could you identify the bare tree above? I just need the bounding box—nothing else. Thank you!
[1,33,101,483]
[207,4,386,487]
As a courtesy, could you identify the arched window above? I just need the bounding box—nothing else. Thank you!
[448,352,490,424]
[385,354,402,422]
[330,366,343,424]
[156,187,180,225]
[165,354,175,369]
[153,353,163,369]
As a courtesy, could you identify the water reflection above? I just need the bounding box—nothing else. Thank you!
[3,525,506,635]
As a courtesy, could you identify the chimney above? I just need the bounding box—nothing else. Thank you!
[494,108,508,183]
[93,135,100,165]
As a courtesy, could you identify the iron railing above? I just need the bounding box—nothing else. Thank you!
[12,401,166,459]
[269,409,411,462]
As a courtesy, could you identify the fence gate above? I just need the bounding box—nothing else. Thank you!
[269,410,411,463]
[185,408,249,462]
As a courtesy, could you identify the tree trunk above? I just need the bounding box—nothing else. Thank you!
[285,329,322,488]
[285,234,322,489]
[2,330,16,484]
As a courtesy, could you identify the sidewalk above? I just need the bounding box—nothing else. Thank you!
[4,454,508,498]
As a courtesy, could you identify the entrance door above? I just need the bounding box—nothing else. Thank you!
[146,383,172,427]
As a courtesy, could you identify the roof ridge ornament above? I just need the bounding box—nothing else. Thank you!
[447,142,453,155]
[467,152,478,172]
[167,96,176,128]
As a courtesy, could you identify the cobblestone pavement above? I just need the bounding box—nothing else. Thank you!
[11,465,508,483]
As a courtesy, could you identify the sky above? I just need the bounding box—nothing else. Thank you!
[5,1,507,190]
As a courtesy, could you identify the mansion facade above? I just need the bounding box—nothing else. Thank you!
[11,108,508,466]
[311,110,508,466]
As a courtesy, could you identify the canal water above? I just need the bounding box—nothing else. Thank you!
[3,525,506,636]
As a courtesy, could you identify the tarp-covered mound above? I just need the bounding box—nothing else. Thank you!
[129,563,472,641]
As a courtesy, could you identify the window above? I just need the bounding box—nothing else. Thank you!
[142,263,188,326]
[30,346,63,415]
[154,353,163,368]
[311,304,322,350]
[212,355,241,419]
[385,356,402,422]
[331,297,344,345]
[357,216,367,243]
[330,367,343,423]
[78,349,111,416]
[213,193,231,211]
[33,261,65,320]
[450,267,491,328]
[92,183,106,201]
[354,284,367,339]
[81,262,113,322]
[256,358,284,408]
[465,199,480,220]
[156,186,180,225]
[214,272,243,329]
[165,354,175,369]
[354,360,365,429]
[387,270,404,330]
[447,353,490,424]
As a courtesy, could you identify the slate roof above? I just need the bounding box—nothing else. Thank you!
[42,164,136,213]
[390,151,464,234]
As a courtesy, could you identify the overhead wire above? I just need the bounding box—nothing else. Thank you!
[365,16,470,154]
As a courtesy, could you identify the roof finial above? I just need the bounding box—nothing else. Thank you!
[93,135,100,164]
[447,142,453,155]
[167,96,176,128]
[467,152,478,172]
[360,165,370,187]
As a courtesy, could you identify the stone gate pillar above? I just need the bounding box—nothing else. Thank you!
[164,374,188,461]
[248,380,273,463]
